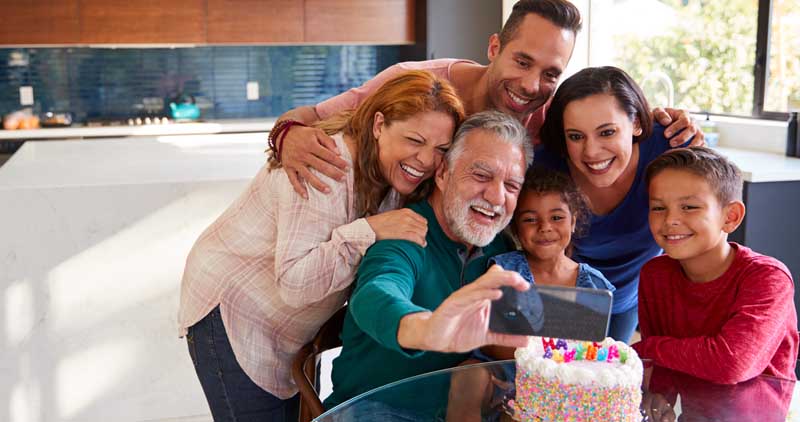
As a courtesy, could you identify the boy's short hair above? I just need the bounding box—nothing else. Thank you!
[645,147,743,204]
[499,0,582,49]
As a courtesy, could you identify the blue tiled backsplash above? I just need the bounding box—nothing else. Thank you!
[0,45,401,122]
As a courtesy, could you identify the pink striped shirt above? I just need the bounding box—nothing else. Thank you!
[177,133,398,398]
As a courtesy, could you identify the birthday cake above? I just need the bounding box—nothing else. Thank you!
[513,337,643,421]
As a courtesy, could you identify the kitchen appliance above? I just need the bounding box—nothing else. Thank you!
[40,112,73,128]
[168,94,201,121]
[85,115,172,127]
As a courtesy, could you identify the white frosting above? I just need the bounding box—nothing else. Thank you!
[515,337,643,388]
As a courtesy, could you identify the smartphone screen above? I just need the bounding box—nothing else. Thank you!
[489,284,612,342]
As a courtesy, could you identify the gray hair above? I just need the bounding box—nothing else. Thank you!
[445,110,533,170]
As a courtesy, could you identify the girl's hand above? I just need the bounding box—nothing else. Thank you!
[366,209,428,247]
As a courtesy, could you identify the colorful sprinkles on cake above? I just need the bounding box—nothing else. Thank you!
[514,369,642,421]
[513,337,643,422]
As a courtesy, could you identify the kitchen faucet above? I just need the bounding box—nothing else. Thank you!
[642,70,675,108]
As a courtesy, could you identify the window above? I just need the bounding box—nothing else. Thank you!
[761,0,800,114]
[586,0,797,119]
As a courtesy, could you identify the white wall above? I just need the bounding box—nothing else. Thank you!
[427,0,503,63]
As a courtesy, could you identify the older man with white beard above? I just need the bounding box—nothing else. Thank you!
[323,111,534,415]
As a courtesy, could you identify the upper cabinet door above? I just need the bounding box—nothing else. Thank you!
[207,0,304,44]
[0,0,80,45]
[304,0,415,44]
[80,0,206,44]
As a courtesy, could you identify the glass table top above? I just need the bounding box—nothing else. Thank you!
[314,360,799,421]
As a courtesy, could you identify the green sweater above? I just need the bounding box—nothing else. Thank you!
[324,199,513,411]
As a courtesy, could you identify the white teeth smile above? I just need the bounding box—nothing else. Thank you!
[507,89,531,106]
[666,234,691,240]
[586,159,613,171]
[471,206,496,218]
[400,163,424,178]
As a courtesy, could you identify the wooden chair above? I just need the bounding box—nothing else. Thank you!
[796,331,800,380]
[292,306,348,422]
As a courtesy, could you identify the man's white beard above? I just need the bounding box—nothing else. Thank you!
[442,186,511,247]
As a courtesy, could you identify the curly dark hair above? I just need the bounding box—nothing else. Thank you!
[513,166,591,240]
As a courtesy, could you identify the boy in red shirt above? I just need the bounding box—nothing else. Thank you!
[633,147,798,384]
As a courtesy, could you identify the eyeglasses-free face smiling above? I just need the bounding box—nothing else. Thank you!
[438,130,526,247]
[648,169,734,267]
[374,110,456,195]
[514,191,576,262]
[563,93,642,189]
[485,13,575,122]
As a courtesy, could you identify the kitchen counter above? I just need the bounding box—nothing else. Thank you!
[0,118,276,140]
[715,147,800,183]
[0,132,268,188]
[0,133,267,422]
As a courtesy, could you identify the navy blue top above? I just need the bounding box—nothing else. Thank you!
[489,250,615,292]
[532,124,671,313]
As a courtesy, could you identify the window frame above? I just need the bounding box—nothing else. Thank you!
[754,0,791,120]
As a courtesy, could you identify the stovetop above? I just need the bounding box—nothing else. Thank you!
[85,116,176,127]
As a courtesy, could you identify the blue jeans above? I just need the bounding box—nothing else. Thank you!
[608,304,639,343]
[187,306,299,422]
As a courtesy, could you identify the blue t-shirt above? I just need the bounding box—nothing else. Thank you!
[489,250,615,292]
[533,124,671,314]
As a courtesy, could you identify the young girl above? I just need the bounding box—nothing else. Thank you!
[446,166,613,422]
[490,166,614,292]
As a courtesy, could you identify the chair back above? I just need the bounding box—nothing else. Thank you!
[796,331,800,379]
[292,305,347,422]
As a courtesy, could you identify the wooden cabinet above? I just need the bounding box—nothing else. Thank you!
[0,0,415,45]
[304,0,415,44]
[207,0,304,44]
[79,0,206,44]
[0,0,80,44]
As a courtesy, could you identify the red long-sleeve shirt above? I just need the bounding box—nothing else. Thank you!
[632,243,798,384]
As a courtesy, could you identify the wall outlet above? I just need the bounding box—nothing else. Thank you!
[246,82,259,101]
[19,86,34,106]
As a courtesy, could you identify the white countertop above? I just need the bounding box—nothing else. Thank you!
[3,134,800,188]
[0,118,276,140]
[715,147,800,183]
[0,132,268,189]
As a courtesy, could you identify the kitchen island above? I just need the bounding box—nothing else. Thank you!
[0,118,277,141]
[0,133,268,422]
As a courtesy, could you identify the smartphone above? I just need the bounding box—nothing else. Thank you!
[488,284,613,342]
